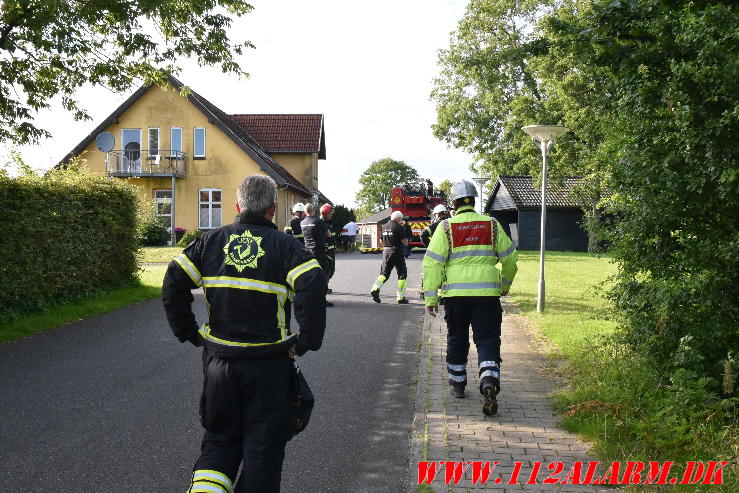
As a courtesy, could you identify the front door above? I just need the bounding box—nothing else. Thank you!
[121,129,142,172]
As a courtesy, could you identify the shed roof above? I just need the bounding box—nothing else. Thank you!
[485,175,583,212]
[230,114,326,159]
[358,208,391,224]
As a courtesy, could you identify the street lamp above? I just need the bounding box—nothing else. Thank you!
[472,177,490,214]
[522,124,569,312]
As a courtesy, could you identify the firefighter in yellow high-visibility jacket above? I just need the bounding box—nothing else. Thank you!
[423,180,518,416]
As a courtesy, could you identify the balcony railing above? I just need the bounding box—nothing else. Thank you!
[105,149,187,177]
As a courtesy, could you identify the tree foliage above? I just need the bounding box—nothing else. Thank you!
[0,0,253,144]
[434,0,739,385]
[436,179,453,198]
[330,204,356,232]
[355,157,421,218]
[544,0,739,384]
[432,0,608,250]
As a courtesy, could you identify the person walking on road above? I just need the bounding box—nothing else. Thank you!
[162,174,327,493]
[419,204,450,300]
[402,217,413,258]
[423,180,517,416]
[421,204,449,248]
[284,202,306,244]
[320,204,337,293]
[302,203,334,307]
[341,220,358,252]
[370,211,410,304]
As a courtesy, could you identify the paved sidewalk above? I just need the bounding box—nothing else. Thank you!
[409,300,609,492]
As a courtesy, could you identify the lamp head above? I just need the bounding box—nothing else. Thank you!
[522,125,569,142]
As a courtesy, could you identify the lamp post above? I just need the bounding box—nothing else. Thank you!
[472,177,490,214]
[521,125,569,312]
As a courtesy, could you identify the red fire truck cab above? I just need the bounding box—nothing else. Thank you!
[390,180,447,248]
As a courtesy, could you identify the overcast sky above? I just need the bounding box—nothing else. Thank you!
[15,0,476,207]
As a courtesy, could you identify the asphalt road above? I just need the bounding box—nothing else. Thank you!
[0,251,426,492]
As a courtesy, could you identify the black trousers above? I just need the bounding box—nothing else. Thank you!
[326,248,336,280]
[443,297,502,389]
[310,249,333,282]
[380,250,407,280]
[194,352,294,493]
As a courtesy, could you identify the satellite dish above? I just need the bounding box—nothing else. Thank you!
[95,132,115,152]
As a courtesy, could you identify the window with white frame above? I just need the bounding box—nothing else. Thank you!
[199,189,222,229]
[148,128,160,157]
[194,127,206,158]
[171,127,183,156]
[154,190,172,223]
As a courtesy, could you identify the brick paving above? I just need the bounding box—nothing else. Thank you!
[409,300,610,492]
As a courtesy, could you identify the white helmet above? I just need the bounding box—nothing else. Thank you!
[432,204,448,215]
[390,211,403,221]
[292,203,305,213]
[448,180,478,202]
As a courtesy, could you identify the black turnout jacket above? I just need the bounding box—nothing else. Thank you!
[162,214,327,358]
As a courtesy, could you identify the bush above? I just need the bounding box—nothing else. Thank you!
[557,341,738,491]
[137,201,169,246]
[177,228,205,247]
[0,165,139,318]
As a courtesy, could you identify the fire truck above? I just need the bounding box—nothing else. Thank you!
[390,180,447,248]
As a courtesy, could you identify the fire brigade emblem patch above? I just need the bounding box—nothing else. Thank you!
[223,230,265,272]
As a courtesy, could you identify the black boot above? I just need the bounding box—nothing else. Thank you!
[370,289,381,303]
[449,382,465,399]
[480,377,500,416]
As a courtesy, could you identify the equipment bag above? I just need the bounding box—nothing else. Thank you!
[286,358,314,438]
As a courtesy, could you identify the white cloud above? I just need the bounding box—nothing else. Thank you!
[15,0,476,206]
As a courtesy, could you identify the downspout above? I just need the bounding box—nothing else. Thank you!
[277,183,289,226]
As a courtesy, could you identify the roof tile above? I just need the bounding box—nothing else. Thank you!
[497,175,583,208]
[230,114,325,158]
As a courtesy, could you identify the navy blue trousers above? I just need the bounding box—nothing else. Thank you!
[443,297,502,389]
[194,352,294,493]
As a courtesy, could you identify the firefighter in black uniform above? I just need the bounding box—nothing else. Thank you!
[419,204,450,300]
[284,202,306,243]
[421,204,450,247]
[320,204,336,292]
[370,210,409,304]
[162,175,327,493]
[301,203,334,307]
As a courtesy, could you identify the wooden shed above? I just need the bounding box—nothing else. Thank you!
[357,208,391,250]
[484,175,588,252]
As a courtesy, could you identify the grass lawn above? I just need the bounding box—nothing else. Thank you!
[0,266,167,343]
[511,251,737,491]
[510,250,618,358]
[139,246,182,263]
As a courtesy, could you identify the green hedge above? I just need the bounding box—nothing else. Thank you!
[0,168,139,318]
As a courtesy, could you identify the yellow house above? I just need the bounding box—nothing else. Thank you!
[60,75,329,241]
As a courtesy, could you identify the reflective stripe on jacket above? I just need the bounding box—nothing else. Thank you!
[163,213,327,357]
[422,205,517,306]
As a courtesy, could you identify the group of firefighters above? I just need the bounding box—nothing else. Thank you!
[283,201,336,307]
[162,176,517,493]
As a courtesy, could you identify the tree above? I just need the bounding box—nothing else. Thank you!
[437,179,453,198]
[355,158,421,218]
[330,204,356,233]
[0,0,253,144]
[543,0,739,382]
[431,0,607,250]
